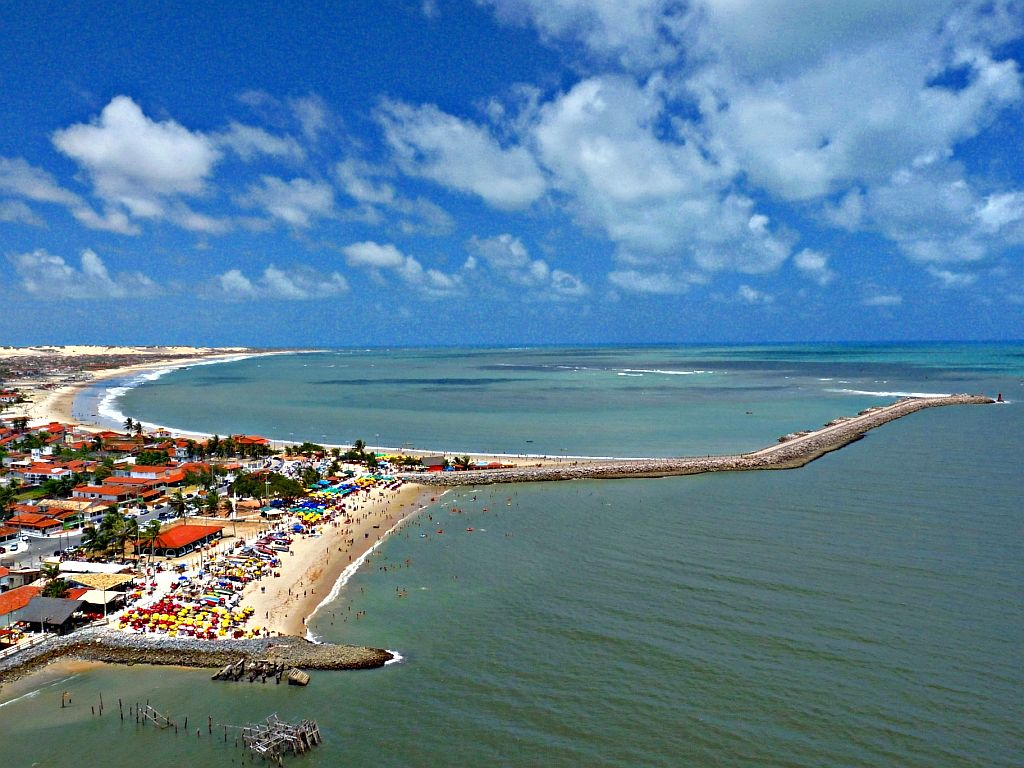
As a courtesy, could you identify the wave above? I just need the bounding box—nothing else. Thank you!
[619,368,711,376]
[825,388,953,398]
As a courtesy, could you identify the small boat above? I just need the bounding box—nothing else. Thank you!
[419,533,427,538]
[466,527,474,532]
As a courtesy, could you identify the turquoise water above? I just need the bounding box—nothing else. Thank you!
[5,344,1022,766]
[87,344,1016,457]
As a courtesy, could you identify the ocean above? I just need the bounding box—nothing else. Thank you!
[3,343,1022,766]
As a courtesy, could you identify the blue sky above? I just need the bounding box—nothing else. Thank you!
[1,0,1022,345]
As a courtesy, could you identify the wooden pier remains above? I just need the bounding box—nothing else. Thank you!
[241,714,323,761]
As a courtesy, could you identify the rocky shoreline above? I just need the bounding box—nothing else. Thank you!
[405,395,994,486]
[0,626,393,686]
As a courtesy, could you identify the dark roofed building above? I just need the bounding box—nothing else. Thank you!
[11,596,85,634]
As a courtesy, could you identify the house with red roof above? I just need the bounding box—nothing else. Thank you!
[72,484,139,504]
[0,585,41,623]
[6,512,64,536]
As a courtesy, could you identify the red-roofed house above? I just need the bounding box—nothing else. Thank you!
[113,465,186,485]
[234,435,270,446]
[0,585,41,622]
[0,526,19,545]
[6,513,63,536]
[151,524,224,558]
[72,484,138,504]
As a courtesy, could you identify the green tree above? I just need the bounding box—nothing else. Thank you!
[81,525,110,556]
[135,450,170,466]
[0,484,18,521]
[206,489,221,516]
[139,519,162,557]
[42,578,71,598]
[123,417,135,433]
[169,489,188,517]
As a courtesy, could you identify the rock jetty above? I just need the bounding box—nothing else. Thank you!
[405,395,993,486]
[0,626,393,685]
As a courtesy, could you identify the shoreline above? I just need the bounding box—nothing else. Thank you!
[242,482,441,637]
[2,347,307,430]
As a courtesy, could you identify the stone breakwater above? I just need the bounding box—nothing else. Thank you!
[0,626,393,685]
[404,395,993,486]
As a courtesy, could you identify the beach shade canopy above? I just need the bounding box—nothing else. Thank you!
[292,524,305,532]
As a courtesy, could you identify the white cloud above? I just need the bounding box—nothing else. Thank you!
[533,77,792,277]
[52,96,221,219]
[928,267,978,288]
[0,200,42,226]
[342,240,463,297]
[976,191,1024,234]
[289,95,329,142]
[468,234,588,297]
[0,156,143,233]
[217,122,305,162]
[342,241,407,269]
[9,248,158,299]
[480,0,686,70]
[483,1,1024,281]
[336,158,455,235]
[215,265,348,300]
[608,269,689,294]
[239,176,334,227]
[736,284,773,303]
[863,293,902,307]
[70,205,140,235]
[793,248,836,286]
[378,100,546,209]
[0,156,81,206]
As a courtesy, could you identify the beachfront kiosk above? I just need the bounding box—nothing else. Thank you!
[150,524,224,558]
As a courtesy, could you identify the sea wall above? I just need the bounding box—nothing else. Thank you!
[405,395,993,486]
[0,627,392,685]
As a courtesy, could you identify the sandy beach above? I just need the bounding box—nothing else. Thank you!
[0,346,269,429]
[241,482,440,636]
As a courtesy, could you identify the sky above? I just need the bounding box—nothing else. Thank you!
[1,0,1022,346]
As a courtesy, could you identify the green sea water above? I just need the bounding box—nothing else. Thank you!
[3,344,1022,766]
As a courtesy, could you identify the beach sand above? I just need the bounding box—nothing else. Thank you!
[241,482,441,637]
[0,347,276,428]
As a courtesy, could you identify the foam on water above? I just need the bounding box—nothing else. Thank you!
[826,388,954,398]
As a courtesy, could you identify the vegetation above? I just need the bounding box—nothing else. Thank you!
[42,578,71,598]
[134,449,171,466]
[230,471,304,504]
[80,508,140,559]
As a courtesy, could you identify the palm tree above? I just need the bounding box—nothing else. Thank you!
[0,484,18,521]
[169,490,187,518]
[121,516,139,559]
[139,519,162,558]
[41,562,62,583]
[206,489,221,517]
[81,525,109,556]
[123,417,135,433]
[134,421,144,438]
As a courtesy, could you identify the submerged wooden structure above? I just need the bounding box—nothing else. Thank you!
[241,714,322,761]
